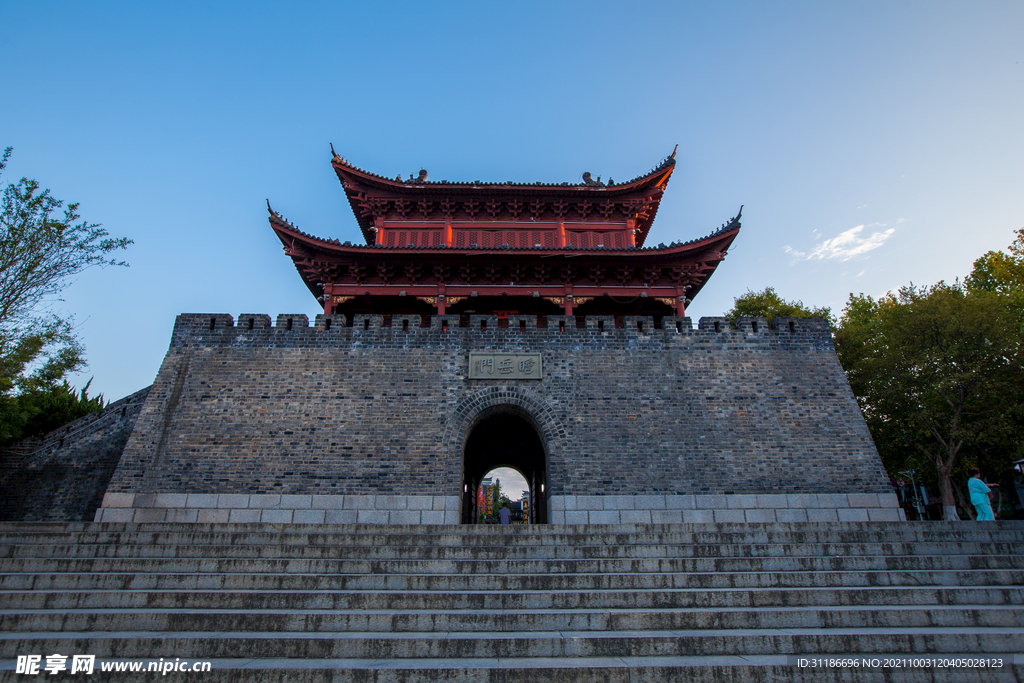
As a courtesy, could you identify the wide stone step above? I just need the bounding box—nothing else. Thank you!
[2,628,1020,659]
[5,604,1024,634]
[5,585,1019,611]
[8,540,1023,561]
[4,567,1022,593]
[3,553,1022,576]
[4,523,1022,548]
[3,657,1018,683]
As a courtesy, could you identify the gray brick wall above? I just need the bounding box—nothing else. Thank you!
[104,313,889,517]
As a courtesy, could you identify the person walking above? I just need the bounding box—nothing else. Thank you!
[498,503,512,525]
[968,468,999,521]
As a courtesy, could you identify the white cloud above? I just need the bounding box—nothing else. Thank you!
[785,224,895,261]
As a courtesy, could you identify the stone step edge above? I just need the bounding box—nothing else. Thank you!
[5,604,1022,617]
[4,626,1024,640]
[5,583,1012,594]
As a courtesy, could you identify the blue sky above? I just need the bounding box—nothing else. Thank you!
[1,1,1021,400]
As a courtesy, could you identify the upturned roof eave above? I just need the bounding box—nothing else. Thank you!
[269,212,738,260]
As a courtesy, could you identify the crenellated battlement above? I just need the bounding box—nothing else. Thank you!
[171,312,831,349]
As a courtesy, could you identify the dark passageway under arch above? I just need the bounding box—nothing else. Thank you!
[461,411,547,524]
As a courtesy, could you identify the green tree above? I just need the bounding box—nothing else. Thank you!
[834,282,1022,520]
[966,228,1024,297]
[726,287,834,327]
[0,147,130,443]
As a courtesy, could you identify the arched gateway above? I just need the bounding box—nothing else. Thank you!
[461,409,547,524]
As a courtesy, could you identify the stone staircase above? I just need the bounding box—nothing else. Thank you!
[1,521,1023,682]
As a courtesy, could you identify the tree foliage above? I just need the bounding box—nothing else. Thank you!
[726,287,834,327]
[834,260,1024,518]
[0,147,130,443]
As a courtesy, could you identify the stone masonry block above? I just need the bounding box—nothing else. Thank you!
[549,511,566,524]
[406,496,433,511]
[311,495,345,510]
[165,508,199,523]
[868,508,901,522]
[589,510,621,524]
[755,494,789,509]
[837,508,870,522]
[564,511,588,524]
[816,494,850,509]
[744,509,776,523]
[132,494,156,508]
[775,509,809,523]
[847,493,880,508]
[279,495,312,509]
[133,509,168,522]
[432,497,447,511]
[550,497,567,511]
[620,510,652,524]
[651,510,683,524]
[682,510,714,523]
[727,494,759,509]
[421,511,445,525]
[344,495,375,510]
[99,508,134,523]
[634,495,666,510]
[293,510,326,524]
[878,492,900,508]
[228,509,261,523]
[443,497,459,512]
[807,508,839,523]
[374,495,407,511]
[357,510,389,524]
[388,510,422,525]
[787,494,818,509]
[249,494,282,509]
[695,495,727,510]
[151,493,188,509]
[713,510,745,523]
[153,493,188,508]
[665,495,696,510]
[197,509,230,523]
[562,496,578,511]
[442,511,460,524]
[102,493,135,508]
[325,510,358,524]
[577,496,604,511]
[185,494,219,509]
[217,494,249,509]
[603,495,635,510]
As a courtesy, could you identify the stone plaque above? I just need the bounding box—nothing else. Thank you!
[469,352,543,380]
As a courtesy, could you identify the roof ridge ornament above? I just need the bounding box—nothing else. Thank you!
[582,172,605,187]
[330,142,346,166]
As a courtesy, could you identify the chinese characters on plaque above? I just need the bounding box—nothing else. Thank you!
[469,353,543,380]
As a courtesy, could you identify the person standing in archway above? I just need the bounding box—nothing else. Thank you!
[499,503,512,525]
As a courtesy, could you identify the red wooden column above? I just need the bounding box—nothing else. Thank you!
[675,288,686,317]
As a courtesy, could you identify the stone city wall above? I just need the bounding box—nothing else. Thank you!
[1,386,151,521]
[97,312,898,523]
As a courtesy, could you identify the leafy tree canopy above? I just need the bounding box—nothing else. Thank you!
[0,147,131,444]
[834,277,1023,519]
[726,286,834,327]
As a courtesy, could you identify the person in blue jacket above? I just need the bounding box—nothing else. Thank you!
[968,468,998,521]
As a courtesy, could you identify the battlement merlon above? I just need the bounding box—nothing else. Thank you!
[169,313,833,349]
